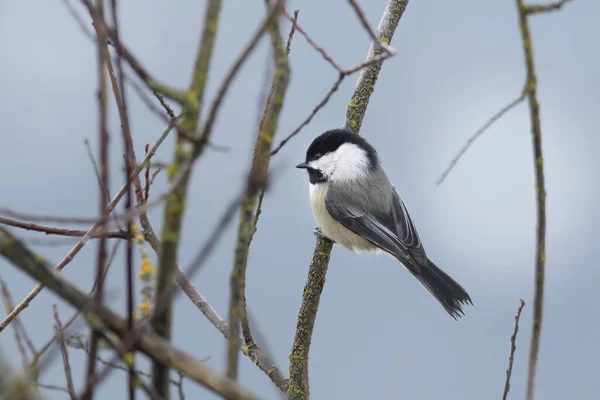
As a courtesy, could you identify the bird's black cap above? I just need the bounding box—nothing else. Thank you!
[302,129,378,168]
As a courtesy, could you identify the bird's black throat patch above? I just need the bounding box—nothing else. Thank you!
[307,168,327,184]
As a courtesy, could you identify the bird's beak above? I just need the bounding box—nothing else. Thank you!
[296,162,308,169]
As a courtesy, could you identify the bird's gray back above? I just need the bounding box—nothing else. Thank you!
[326,169,394,214]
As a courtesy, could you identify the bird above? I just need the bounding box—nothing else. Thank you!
[296,128,472,319]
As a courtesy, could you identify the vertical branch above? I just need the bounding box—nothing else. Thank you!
[513,1,573,398]
[503,299,526,400]
[107,0,136,398]
[287,1,409,399]
[151,1,222,397]
[54,306,77,400]
[227,0,290,381]
[84,0,109,398]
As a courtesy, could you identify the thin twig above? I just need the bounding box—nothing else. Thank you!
[514,1,569,399]
[150,0,223,395]
[0,209,100,225]
[0,116,175,333]
[282,10,343,72]
[0,278,31,366]
[525,0,573,14]
[53,306,77,400]
[197,0,282,158]
[346,0,393,55]
[84,0,110,397]
[0,227,262,400]
[0,217,128,239]
[287,1,409,398]
[436,93,526,185]
[107,0,137,397]
[227,0,290,381]
[270,74,344,155]
[503,299,526,400]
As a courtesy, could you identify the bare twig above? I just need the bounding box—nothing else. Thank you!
[0,217,128,239]
[0,278,32,366]
[83,0,110,396]
[346,0,393,55]
[0,227,262,400]
[0,116,175,334]
[227,0,290,381]
[525,0,573,14]
[61,0,95,40]
[285,10,299,56]
[32,240,121,364]
[197,0,282,158]
[436,93,526,185]
[514,1,572,399]
[270,74,344,155]
[53,306,77,400]
[106,0,137,397]
[503,299,526,400]
[273,3,400,156]
[282,10,343,72]
[0,209,99,225]
[287,1,409,399]
[150,0,223,395]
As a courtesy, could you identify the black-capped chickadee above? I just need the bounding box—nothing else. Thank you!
[296,129,472,319]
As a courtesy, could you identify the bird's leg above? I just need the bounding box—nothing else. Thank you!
[313,226,335,243]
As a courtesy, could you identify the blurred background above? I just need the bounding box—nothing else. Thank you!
[1,0,598,399]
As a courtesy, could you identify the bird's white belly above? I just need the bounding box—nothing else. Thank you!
[309,183,376,253]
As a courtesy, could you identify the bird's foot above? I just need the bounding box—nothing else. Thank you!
[313,226,335,243]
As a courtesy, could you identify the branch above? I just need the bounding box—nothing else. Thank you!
[287,1,409,399]
[0,118,176,333]
[150,1,223,396]
[525,0,573,14]
[53,306,77,400]
[0,217,128,239]
[83,1,111,397]
[0,227,262,400]
[1,278,34,366]
[435,93,526,185]
[502,299,526,400]
[79,0,189,105]
[227,0,290,381]
[514,1,572,399]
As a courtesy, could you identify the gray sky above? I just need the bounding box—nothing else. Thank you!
[1,0,598,399]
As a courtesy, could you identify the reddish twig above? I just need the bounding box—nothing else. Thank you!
[83,0,110,397]
[282,10,343,72]
[54,305,77,400]
[503,299,526,400]
[346,0,393,55]
[0,217,128,239]
[271,73,344,155]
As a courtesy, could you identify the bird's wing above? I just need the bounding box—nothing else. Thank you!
[388,189,428,267]
[325,191,424,273]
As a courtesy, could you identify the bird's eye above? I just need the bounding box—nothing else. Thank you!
[315,153,321,158]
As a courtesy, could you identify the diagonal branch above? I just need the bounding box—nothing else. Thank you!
[0,227,262,400]
[0,118,176,333]
[435,93,526,185]
[226,0,290,382]
[287,1,410,399]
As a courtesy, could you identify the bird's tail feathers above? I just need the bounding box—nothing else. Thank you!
[412,259,473,319]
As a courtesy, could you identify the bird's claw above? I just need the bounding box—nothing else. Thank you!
[313,226,334,243]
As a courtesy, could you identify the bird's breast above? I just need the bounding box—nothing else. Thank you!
[308,183,376,253]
